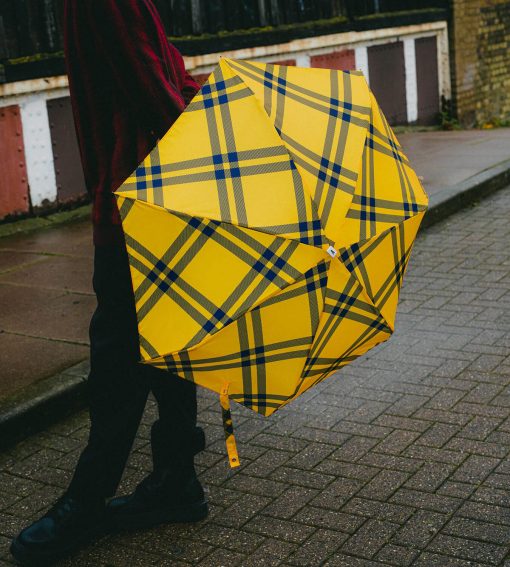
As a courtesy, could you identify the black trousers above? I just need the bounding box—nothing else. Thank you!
[66,244,204,500]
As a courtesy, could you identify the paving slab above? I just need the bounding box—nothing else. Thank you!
[0,219,94,400]
[0,284,93,344]
[0,255,93,294]
[0,251,48,273]
[0,333,87,398]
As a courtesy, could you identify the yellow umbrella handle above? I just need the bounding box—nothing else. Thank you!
[220,383,241,468]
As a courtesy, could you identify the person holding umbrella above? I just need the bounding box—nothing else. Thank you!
[10,1,207,565]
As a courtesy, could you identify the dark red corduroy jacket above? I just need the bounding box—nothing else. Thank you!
[64,0,200,245]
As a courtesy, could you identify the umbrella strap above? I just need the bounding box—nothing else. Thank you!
[220,383,240,468]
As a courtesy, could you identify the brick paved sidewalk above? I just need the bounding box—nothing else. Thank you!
[1,187,510,566]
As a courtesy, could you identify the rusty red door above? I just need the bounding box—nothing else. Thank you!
[272,59,296,66]
[0,105,29,219]
[310,50,355,71]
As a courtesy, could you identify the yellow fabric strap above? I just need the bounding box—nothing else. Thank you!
[220,383,240,468]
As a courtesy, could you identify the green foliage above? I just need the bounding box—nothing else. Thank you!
[168,16,349,43]
[357,8,445,20]
[479,116,510,129]
[5,51,64,66]
[439,96,460,131]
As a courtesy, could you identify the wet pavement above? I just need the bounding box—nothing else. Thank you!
[0,221,93,398]
[399,128,510,196]
[0,182,509,565]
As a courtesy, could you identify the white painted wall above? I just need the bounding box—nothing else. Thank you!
[404,37,418,123]
[184,21,450,95]
[19,96,58,207]
[354,46,370,84]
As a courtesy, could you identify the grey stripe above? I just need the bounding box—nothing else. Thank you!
[326,71,353,219]
[166,346,312,373]
[316,69,342,226]
[346,209,423,224]
[203,66,231,221]
[151,145,164,207]
[126,226,194,304]
[139,336,159,358]
[238,316,252,400]
[251,309,267,405]
[218,83,248,225]
[117,196,135,220]
[158,146,289,175]
[122,159,294,191]
[178,350,195,382]
[264,63,273,116]
[351,194,427,212]
[274,64,287,133]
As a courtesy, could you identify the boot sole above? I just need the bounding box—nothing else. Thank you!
[108,500,209,532]
[10,521,107,567]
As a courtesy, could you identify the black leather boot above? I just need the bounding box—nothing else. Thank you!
[10,494,106,566]
[106,467,208,531]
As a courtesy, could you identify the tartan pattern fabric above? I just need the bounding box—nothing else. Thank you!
[116,195,325,357]
[115,58,428,423]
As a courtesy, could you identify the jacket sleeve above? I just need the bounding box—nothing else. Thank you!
[169,43,200,106]
[87,0,186,133]
[167,43,201,105]
[182,71,201,105]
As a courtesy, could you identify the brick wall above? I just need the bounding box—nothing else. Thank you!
[450,0,510,126]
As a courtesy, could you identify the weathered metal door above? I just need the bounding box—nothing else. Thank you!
[415,36,440,125]
[46,96,87,204]
[0,105,29,219]
[368,41,407,125]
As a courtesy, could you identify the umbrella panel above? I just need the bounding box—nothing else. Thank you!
[225,58,373,247]
[117,195,328,357]
[151,260,331,416]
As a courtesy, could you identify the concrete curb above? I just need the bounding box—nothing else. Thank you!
[1,161,510,451]
[0,362,89,451]
[421,158,510,229]
[0,204,91,240]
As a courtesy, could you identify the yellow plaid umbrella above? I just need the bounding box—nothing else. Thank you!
[115,58,428,467]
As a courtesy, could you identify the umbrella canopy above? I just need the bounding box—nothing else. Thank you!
[115,58,428,466]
